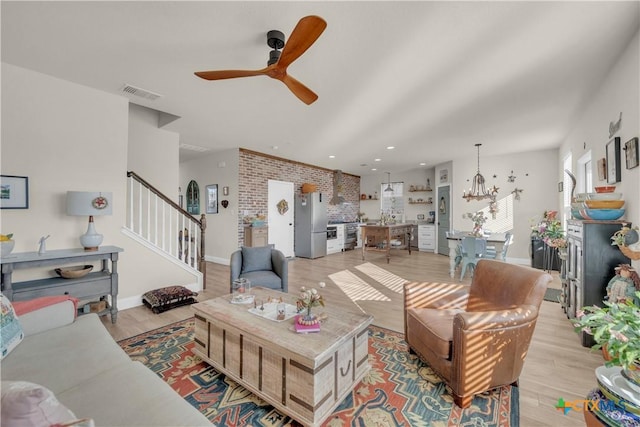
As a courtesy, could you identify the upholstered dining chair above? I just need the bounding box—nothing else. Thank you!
[459,236,487,279]
[404,259,551,408]
[229,245,288,293]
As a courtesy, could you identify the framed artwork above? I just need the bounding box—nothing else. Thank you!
[439,169,448,183]
[597,158,607,181]
[557,182,563,192]
[624,137,639,169]
[206,184,218,214]
[606,137,621,184]
[0,175,29,209]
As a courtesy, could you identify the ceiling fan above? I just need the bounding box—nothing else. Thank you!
[194,15,327,105]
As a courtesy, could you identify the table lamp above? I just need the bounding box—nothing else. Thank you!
[66,191,113,251]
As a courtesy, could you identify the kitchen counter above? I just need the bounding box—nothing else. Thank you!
[360,224,413,263]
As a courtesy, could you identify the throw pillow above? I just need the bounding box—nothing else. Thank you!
[241,245,273,273]
[1,293,24,360]
[0,381,77,427]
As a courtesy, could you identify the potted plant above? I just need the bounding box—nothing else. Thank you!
[574,291,640,390]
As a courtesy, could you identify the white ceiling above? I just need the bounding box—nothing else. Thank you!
[2,1,639,176]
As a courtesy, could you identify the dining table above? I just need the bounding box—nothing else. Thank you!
[445,231,508,278]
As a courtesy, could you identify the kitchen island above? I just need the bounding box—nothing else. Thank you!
[360,224,413,263]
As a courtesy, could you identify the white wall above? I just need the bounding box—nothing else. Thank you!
[128,103,180,198]
[559,29,640,265]
[2,63,197,309]
[180,149,240,264]
[451,149,559,262]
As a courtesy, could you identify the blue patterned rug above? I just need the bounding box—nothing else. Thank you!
[119,318,519,426]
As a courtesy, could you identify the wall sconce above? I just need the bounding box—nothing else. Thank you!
[66,191,113,251]
[223,186,229,196]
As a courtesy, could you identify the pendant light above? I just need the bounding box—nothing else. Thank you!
[384,172,393,192]
[462,143,496,201]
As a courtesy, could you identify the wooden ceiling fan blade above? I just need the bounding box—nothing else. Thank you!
[277,15,327,69]
[194,68,268,80]
[281,74,318,105]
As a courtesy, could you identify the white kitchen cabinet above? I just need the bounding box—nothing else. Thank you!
[336,224,345,251]
[418,224,436,252]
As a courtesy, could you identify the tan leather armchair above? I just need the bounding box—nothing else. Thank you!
[404,259,551,408]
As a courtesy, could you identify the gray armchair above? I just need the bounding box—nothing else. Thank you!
[230,245,288,293]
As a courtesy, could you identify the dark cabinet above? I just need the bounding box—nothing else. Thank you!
[565,220,630,347]
[531,237,560,271]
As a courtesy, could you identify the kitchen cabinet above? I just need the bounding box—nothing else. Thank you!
[418,225,436,252]
[244,225,268,247]
[565,219,630,347]
[327,224,344,255]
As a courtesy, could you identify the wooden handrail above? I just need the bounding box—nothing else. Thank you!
[126,171,207,286]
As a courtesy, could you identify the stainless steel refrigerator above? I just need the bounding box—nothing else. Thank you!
[294,192,327,258]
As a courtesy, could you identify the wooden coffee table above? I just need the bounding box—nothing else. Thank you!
[191,287,373,427]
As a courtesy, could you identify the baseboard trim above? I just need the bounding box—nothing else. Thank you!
[117,282,201,311]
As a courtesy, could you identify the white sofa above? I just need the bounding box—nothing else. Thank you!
[1,299,211,426]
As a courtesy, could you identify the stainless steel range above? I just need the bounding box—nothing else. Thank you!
[344,223,358,250]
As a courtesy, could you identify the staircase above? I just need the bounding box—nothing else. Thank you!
[124,171,207,288]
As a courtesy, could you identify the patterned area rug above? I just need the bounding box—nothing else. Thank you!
[118,318,518,426]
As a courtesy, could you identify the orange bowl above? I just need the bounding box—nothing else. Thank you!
[584,200,625,209]
[594,186,616,193]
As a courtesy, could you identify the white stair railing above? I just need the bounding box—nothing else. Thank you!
[126,171,207,284]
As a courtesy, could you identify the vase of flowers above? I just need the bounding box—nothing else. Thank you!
[574,291,640,392]
[296,283,325,326]
[464,211,487,237]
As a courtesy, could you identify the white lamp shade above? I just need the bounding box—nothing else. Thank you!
[66,191,113,216]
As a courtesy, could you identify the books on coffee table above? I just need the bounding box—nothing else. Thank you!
[294,315,321,333]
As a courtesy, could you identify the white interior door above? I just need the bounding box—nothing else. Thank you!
[268,180,295,257]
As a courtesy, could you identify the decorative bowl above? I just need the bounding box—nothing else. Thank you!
[595,186,616,193]
[584,200,625,209]
[1,240,15,257]
[581,208,625,221]
[55,265,93,279]
[587,192,623,200]
[571,209,585,219]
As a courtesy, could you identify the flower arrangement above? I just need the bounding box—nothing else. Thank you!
[463,211,487,237]
[296,283,325,319]
[530,210,565,247]
[573,291,640,371]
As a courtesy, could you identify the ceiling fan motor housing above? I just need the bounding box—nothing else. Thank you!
[267,30,285,65]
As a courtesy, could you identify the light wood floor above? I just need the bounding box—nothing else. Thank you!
[101,249,600,427]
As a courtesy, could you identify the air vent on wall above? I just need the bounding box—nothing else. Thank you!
[121,84,162,101]
[180,143,210,153]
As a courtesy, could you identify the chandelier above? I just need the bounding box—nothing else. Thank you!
[462,143,498,202]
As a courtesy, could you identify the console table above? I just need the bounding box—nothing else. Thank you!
[1,246,123,323]
[360,224,413,263]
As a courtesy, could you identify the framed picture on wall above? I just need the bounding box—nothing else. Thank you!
[206,184,218,214]
[597,158,607,181]
[606,137,621,184]
[624,137,639,169]
[0,175,29,209]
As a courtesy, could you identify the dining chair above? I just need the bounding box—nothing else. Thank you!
[486,231,512,260]
[460,237,487,279]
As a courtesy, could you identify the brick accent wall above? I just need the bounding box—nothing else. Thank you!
[238,149,360,246]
